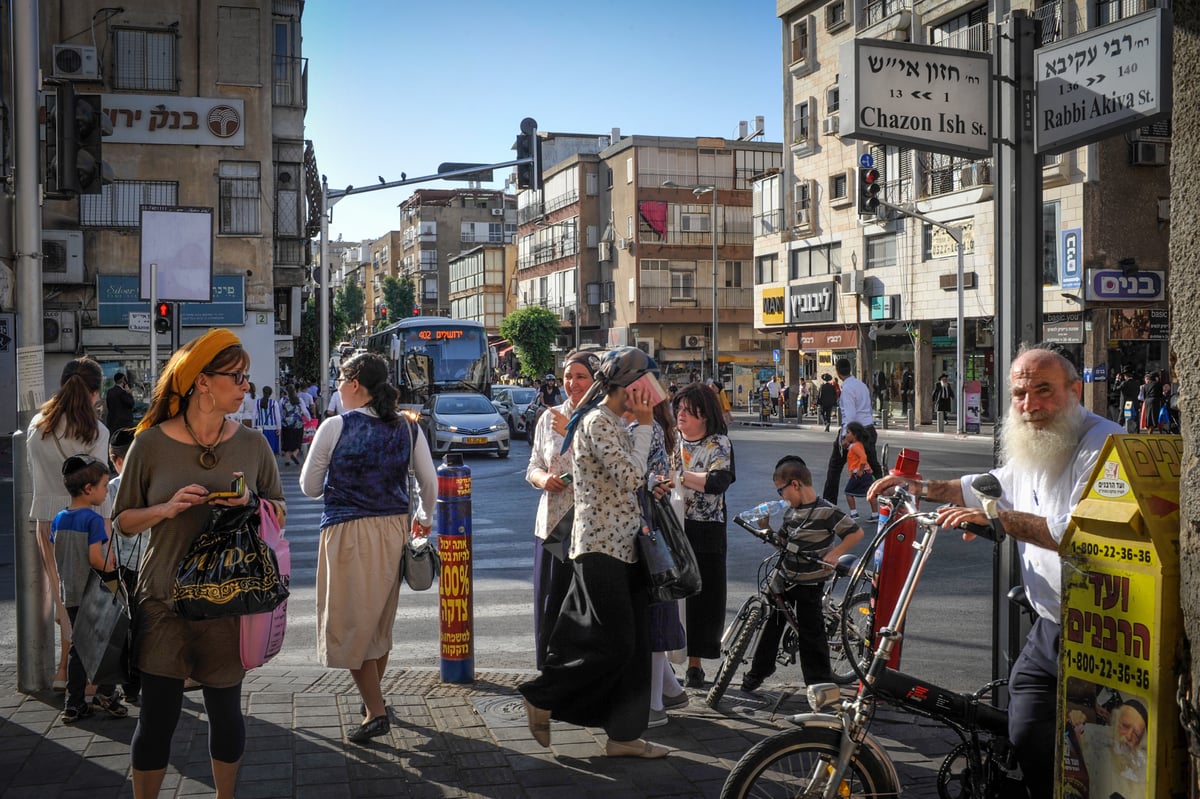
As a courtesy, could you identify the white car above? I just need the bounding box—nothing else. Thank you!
[421,392,511,459]
[491,386,539,440]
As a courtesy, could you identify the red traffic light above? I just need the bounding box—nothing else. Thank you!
[156,302,169,317]
[379,306,387,318]
[154,302,171,334]
[860,168,882,213]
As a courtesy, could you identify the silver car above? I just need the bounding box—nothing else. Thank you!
[492,386,540,440]
[422,392,511,459]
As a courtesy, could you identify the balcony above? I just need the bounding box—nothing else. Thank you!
[272,55,307,108]
[922,160,992,197]
[641,172,734,191]
[932,21,992,53]
[1032,0,1078,45]
[637,286,753,312]
[1097,0,1165,27]
[518,200,545,226]
[753,210,785,238]
[857,0,912,34]
[543,188,579,215]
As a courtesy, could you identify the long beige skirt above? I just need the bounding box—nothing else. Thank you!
[316,514,408,669]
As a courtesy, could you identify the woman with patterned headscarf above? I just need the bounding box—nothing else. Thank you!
[519,346,671,759]
[114,328,284,799]
[27,357,110,692]
[525,349,599,668]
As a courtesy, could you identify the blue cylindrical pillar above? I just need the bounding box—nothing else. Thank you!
[436,452,473,683]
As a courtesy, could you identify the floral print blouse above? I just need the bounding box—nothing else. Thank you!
[677,434,734,523]
[525,400,576,541]
[570,405,652,562]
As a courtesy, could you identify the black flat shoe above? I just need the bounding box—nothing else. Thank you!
[347,714,390,744]
[684,666,706,688]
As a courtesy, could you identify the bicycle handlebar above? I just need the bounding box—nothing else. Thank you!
[878,486,1003,543]
[733,512,840,573]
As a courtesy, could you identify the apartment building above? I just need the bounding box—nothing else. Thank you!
[763,0,1170,422]
[448,244,516,333]
[397,189,516,319]
[366,231,402,328]
[34,0,311,395]
[516,131,782,387]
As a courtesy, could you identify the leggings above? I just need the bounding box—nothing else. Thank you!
[130,672,245,770]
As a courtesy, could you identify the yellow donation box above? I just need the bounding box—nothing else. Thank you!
[1058,434,1185,799]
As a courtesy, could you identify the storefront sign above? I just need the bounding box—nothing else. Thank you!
[869,295,900,321]
[1086,269,1165,302]
[800,328,858,350]
[102,94,245,146]
[1061,228,1082,290]
[927,219,975,259]
[761,287,786,326]
[1109,308,1169,340]
[1044,312,1085,345]
[98,274,245,327]
[964,380,981,434]
[789,281,837,324]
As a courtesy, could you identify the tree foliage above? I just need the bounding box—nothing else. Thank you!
[382,276,415,322]
[293,296,350,383]
[499,306,562,379]
[335,282,365,336]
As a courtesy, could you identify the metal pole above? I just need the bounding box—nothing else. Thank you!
[710,187,718,383]
[149,266,158,388]
[320,177,331,417]
[956,231,965,435]
[574,217,580,349]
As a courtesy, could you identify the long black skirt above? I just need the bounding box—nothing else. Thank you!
[532,536,573,670]
[684,519,728,660]
[519,552,651,741]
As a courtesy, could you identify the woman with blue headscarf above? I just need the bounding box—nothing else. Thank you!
[519,347,670,759]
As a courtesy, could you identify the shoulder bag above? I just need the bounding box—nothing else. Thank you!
[400,419,441,590]
[636,489,702,604]
[74,533,140,685]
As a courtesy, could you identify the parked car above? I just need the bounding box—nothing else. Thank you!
[491,386,540,440]
[421,392,511,459]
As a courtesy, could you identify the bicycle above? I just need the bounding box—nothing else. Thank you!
[721,483,1027,799]
[705,507,877,709]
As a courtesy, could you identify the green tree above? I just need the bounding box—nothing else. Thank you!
[293,296,350,383]
[335,281,365,337]
[499,306,562,379]
[381,276,415,323]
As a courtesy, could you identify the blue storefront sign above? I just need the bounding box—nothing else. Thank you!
[1060,228,1081,290]
[98,274,245,327]
[1085,269,1165,302]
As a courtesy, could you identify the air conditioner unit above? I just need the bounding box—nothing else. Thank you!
[615,238,628,251]
[839,270,865,294]
[796,208,811,227]
[682,334,706,349]
[52,44,99,80]
[43,310,78,353]
[959,163,991,187]
[1132,141,1168,166]
[490,208,504,217]
[554,334,571,350]
[822,115,840,136]
[635,337,655,355]
[42,230,84,284]
[599,301,610,314]
[598,241,612,262]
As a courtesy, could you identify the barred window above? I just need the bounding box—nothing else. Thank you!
[80,181,178,228]
[113,28,177,91]
[219,161,261,235]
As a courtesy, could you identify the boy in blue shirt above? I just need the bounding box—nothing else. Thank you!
[52,454,127,723]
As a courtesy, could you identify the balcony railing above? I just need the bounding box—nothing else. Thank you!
[1032,0,1078,45]
[932,21,992,53]
[644,230,754,247]
[641,172,734,191]
[518,201,545,226]
[753,210,785,238]
[272,55,307,108]
[637,286,753,311]
[1097,0,1163,26]
[543,189,579,215]
[922,160,992,197]
[858,0,912,30]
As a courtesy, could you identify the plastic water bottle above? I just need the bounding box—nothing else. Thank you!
[746,499,789,523]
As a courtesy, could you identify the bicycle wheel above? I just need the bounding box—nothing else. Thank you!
[721,726,899,799]
[829,591,874,684]
[706,603,765,709]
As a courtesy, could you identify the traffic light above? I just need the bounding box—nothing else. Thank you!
[515,117,542,191]
[45,83,78,195]
[378,306,388,320]
[858,167,882,215]
[74,94,113,194]
[154,302,172,334]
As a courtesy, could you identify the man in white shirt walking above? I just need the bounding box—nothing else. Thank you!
[821,358,883,505]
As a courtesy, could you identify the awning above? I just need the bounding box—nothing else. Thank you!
[497,345,514,356]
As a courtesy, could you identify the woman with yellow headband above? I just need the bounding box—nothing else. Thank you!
[114,328,284,799]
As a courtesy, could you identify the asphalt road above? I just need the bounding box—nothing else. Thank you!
[0,423,1001,695]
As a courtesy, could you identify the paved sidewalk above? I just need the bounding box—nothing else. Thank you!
[0,664,961,798]
[732,408,996,441]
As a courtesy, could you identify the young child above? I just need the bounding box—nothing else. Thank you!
[842,422,879,521]
[53,454,127,723]
[741,456,864,693]
[107,427,145,705]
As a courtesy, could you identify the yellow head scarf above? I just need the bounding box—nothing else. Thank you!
[137,328,242,433]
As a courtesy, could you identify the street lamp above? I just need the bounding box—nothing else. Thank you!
[663,181,719,382]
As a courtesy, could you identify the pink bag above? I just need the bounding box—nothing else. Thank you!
[240,500,289,669]
[302,417,318,445]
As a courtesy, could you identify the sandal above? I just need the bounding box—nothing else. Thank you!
[523,697,551,747]
[93,693,129,718]
[62,703,94,724]
[605,738,671,758]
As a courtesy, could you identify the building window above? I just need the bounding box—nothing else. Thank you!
[790,243,841,279]
[791,19,810,64]
[826,1,848,30]
[113,28,177,91]
[724,261,744,288]
[670,269,695,301]
[681,212,711,233]
[794,100,812,146]
[219,162,261,234]
[80,180,178,228]
[866,234,898,270]
[827,80,840,114]
[1042,201,1060,285]
[756,254,779,284]
[930,5,990,53]
[831,172,848,200]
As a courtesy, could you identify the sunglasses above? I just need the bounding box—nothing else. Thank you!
[62,454,103,475]
[205,370,251,386]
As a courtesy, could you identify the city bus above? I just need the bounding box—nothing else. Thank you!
[365,317,493,407]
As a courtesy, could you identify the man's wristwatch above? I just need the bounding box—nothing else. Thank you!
[911,479,929,498]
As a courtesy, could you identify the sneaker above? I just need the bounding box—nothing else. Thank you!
[741,673,765,693]
[848,510,860,519]
[647,708,669,728]
[662,691,690,711]
[868,512,880,522]
[62,703,94,724]
[92,693,129,719]
[684,666,706,689]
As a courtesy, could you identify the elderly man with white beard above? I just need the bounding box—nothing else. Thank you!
[868,345,1123,799]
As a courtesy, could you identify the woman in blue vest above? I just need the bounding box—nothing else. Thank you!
[300,352,437,743]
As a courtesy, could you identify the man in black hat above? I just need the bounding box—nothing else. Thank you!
[105,372,135,432]
[1113,367,1142,431]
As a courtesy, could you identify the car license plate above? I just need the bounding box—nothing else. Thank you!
[465,437,488,445]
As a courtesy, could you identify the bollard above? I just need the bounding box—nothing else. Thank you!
[908,407,915,431]
[436,452,474,684]
[936,411,945,433]
[881,399,890,430]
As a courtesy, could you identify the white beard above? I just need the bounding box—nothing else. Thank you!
[999,403,1085,479]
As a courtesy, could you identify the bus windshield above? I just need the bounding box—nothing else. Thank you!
[366,318,492,406]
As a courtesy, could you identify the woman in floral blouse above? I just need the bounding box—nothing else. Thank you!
[519,347,670,759]
[672,382,736,689]
[524,350,598,668]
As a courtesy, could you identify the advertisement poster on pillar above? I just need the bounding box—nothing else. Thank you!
[788,281,837,325]
[1061,228,1082,290]
[139,206,214,302]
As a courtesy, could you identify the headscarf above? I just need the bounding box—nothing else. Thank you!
[563,349,600,377]
[138,328,241,431]
[560,346,658,454]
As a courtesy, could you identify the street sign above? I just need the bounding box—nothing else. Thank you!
[772,349,780,363]
[1035,8,1172,155]
[841,39,992,159]
[438,162,495,183]
[859,153,874,169]
[128,311,151,333]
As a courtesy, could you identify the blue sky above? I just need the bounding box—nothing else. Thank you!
[303,1,784,242]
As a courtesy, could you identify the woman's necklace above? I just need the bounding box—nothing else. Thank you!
[183,414,223,469]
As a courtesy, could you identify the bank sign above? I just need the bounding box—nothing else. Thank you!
[1085,269,1165,302]
[841,39,992,159]
[789,281,837,324]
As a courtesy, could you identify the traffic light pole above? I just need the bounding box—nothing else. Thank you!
[149,266,159,388]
